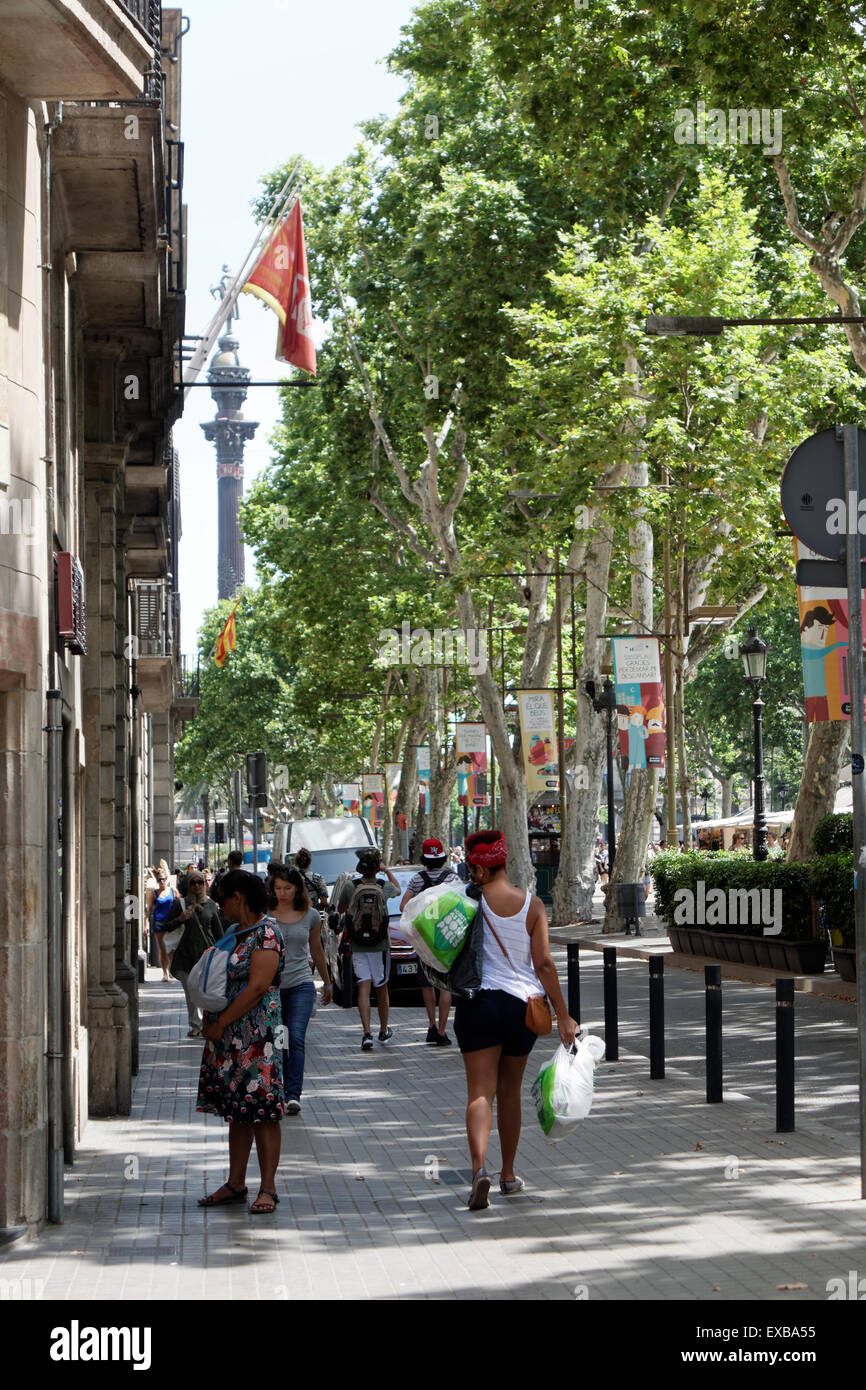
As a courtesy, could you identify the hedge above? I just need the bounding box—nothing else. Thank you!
[651,851,815,941]
[810,852,854,948]
[813,812,853,857]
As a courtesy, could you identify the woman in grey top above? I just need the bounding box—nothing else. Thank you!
[271,866,332,1113]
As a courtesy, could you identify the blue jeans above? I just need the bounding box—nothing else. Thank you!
[279,981,316,1101]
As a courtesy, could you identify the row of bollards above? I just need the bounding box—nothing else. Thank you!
[566,943,795,1133]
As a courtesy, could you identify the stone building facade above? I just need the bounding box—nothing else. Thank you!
[0,1,193,1237]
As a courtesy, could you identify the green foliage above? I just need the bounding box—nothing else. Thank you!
[810,852,854,948]
[812,813,854,858]
[651,849,815,940]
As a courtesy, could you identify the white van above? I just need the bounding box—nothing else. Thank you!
[271,816,376,892]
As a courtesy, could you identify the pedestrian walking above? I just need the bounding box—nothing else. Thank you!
[270,865,332,1113]
[293,847,328,910]
[170,871,224,1037]
[399,837,457,1046]
[336,848,400,1050]
[208,849,244,904]
[455,829,577,1211]
[197,870,286,1215]
[148,866,181,981]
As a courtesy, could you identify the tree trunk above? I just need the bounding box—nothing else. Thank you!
[787,720,849,862]
[604,360,656,931]
[721,775,734,819]
[552,520,613,926]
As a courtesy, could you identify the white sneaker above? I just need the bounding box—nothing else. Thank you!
[286,1098,301,1115]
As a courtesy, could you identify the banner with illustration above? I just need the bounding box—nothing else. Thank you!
[340,781,360,815]
[385,763,401,810]
[361,774,385,826]
[611,637,665,772]
[517,691,559,796]
[415,745,431,813]
[795,537,866,722]
[455,722,489,806]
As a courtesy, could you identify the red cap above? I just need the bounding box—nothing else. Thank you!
[421,838,446,859]
[465,830,508,867]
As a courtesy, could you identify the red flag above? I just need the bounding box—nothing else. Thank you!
[214,607,237,668]
[242,201,316,375]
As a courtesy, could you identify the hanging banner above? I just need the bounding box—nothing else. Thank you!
[340,781,360,815]
[795,537,866,722]
[455,722,489,806]
[611,637,665,772]
[415,745,431,813]
[361,774,384,826]
[517,691,559,796]
[385,763,401,809]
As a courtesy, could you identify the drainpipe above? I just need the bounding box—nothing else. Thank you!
[45,691,64,1224]
[42,102,66,1224]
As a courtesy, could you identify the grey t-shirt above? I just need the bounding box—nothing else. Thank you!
[273,907,321,989]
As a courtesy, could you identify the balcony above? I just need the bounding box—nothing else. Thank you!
[133,579,173,712]
[0,1,157,101]
[173,655,200,726]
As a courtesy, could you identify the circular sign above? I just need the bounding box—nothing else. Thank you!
[853,754,865,776]
[194,823,203,832]
[780,428,866,559]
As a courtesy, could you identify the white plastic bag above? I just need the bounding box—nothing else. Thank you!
[531,1032,605,1138]
[399,882,477,972]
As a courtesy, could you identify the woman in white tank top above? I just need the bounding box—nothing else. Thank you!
[455,830,578,1212]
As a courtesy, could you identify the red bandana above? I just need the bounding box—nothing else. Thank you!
[465,832,508,867]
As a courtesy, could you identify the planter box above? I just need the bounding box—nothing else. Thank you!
[832,946,856,982]
[665,924,827,974]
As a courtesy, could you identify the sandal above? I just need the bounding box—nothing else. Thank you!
[197,1182,248,1207]
[467,1168,491,1211]
[249,1189,280,1214]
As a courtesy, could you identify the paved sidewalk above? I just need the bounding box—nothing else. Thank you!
[2,961,866,1301]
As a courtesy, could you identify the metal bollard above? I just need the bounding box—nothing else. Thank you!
[705,964,723,1103]
[649,954,665,1080]
[603,946,619,1061]
[567,942,581,1024]
[776,978,795,1133]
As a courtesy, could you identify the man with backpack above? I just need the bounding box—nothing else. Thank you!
[336,848,401,1050]
[399,838,459,1046]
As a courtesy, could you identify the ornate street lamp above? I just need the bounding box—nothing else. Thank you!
[740,627,770,861]
[585,677,618,873]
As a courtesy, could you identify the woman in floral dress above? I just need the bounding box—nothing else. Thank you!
[197,870,286,1214]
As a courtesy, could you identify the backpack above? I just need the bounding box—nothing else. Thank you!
[187,929,239,1012]
[344,879,390,949]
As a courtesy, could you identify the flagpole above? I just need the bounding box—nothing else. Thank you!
[182,160,304,398]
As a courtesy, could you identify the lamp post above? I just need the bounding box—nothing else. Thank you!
[740,628,769,862]
[585,677,617,875]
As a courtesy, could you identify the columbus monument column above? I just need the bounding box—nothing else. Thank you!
[201,332,260,600]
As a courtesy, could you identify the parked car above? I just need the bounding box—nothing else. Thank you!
[324,864,457,1007]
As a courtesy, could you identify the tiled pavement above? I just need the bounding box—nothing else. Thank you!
[3,954,866,1301]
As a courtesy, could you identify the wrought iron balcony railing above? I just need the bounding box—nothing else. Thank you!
[114,0,162,100]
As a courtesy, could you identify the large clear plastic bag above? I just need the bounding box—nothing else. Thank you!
[531,1032,605,1138]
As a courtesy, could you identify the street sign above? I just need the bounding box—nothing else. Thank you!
[194,823,203,832]
[780,427,866,558]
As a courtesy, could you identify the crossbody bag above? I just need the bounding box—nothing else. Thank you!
[481,905,553,1036]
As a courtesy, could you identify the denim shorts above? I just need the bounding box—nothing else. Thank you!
[454,989,537,1057]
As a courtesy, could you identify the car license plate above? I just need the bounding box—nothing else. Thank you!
[397,963,417,975]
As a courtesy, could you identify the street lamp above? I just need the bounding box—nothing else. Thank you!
[584,677,617,874]
[740,627,770,862]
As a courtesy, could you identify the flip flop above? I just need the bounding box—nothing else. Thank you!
[197,1183,248,1207]
[249,1189,280,1214]
[468,1168,491,1211]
